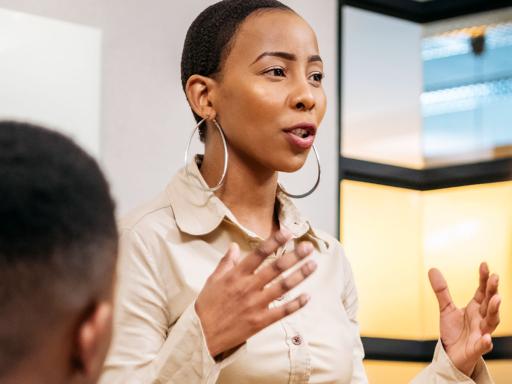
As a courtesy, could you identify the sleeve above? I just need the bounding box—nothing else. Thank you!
[340,247,369,384]
[411,341,494,384]
[99,228,244,384]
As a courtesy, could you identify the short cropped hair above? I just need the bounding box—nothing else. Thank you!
[0,121,118,376]
[180,0,292,141]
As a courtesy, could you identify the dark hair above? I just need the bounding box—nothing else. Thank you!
[181,0,292,141]
[0,121,118,376]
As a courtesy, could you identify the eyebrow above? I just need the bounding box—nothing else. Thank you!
[251,51,323,64]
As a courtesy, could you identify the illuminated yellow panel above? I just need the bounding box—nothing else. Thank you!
[340,180,424,338]
[340,180,512,339]
[364,361,427,383]
[422,182,512,337]
[364,360,512,383]
[486,360,512,383]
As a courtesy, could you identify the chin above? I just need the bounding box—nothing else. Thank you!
[275,154,308,173]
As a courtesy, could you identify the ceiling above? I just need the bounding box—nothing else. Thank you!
[342,0,512,23]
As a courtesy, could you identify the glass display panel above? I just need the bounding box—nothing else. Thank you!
[340,179,512,339]
[423,22,512,165]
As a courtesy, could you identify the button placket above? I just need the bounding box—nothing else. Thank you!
[273,238,295,303]
[282,314,311,384]
[247,238,260,249]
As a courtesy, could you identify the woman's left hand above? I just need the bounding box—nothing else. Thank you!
[428,262,501,378]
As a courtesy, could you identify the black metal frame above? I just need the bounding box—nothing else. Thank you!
[342,0,512,23]
[363,336,512,361]
[340,157,512,190]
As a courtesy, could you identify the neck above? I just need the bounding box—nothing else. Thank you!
[3,325,82,384]
[201,132,279,239]
[3,352,69,384]
[3,372,64,384]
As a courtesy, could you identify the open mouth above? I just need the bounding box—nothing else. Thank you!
[289,128,312,139]
[284,124,317,139]
[283,124,317,149]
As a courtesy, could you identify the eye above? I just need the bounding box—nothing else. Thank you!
[309,71,324,84]
[264,67,286,77]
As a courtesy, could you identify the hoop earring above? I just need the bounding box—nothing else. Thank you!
[279,144,321,199]
[184,118,228,192]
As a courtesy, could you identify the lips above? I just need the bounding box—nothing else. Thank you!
[283,123,317,150]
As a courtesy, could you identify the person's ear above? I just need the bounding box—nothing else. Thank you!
[185,75,218,121]
[73,302,113,381]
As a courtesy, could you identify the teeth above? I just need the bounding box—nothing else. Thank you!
[291,128,309,138]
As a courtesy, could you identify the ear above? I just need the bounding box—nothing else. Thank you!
[185,74,218,121]
[74,302,113,380]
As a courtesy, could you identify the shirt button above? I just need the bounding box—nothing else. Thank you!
[291,335,302,346]
[248,239,260,248]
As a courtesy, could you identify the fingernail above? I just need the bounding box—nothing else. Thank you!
[297,242,313,257]
[229,242,239,254]
[307,260,317,273]
[276,227,292,242]
[280,226,291,236]
[300,294,311,305]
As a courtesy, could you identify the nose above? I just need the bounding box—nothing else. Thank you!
[290,80,316,112]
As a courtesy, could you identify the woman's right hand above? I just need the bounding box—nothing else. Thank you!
[195,229,316,358]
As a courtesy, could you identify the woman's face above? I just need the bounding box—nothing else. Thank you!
[211,9,326,173]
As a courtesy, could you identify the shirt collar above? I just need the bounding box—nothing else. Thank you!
[167,156,326,249]
[275,188,329,250]
[166,156,228,236]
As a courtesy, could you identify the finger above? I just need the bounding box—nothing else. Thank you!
[254,242,314,288]
[262,293,310,327]
[480,294,501,334]
[473,262,489,304]
[474,334,493,357]
[238,228,292,274]
[428,268,455,313]
[261,259,317,303]
[480,273,499,317]
[211,243,240,279]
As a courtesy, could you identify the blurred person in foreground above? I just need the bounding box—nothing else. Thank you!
[0,121,118,384]
[0,119,314,384]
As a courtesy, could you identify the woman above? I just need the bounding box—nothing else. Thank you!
[100,1,501,383]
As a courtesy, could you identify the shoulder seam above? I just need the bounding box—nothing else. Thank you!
[120,203,173,232]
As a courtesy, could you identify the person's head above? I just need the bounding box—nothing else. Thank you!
[0,121,118,384]
[181,0,326,173]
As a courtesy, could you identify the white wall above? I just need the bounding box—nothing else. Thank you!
[0,0,339,237]
[0,8,101,157]
[342,6,424,169]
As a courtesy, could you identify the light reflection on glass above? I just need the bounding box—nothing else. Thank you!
[422,21,512,162]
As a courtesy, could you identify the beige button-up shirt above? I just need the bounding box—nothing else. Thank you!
[100,159,493,384]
